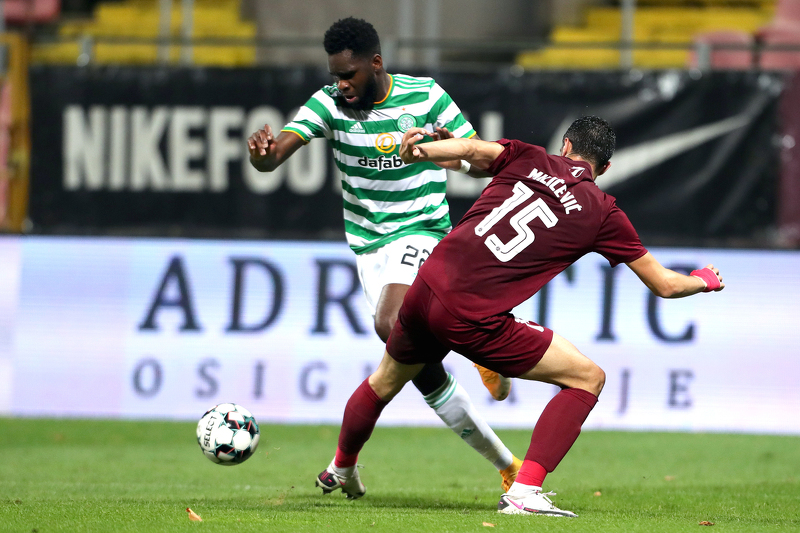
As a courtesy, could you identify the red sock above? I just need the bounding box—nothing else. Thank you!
[334,378,389,468]
[515,460,548,488]
[524,388,598,473]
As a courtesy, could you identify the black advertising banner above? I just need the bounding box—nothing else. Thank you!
[29,66,782,243]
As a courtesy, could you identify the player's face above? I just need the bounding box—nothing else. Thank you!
[328,50,379,110]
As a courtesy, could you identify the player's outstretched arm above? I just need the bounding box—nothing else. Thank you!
[400,127,503,171]
[627,252,724,298]
[247,124,305,172]
[428,128,493,177]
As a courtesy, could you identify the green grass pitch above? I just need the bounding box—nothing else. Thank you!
[1,418,799,532]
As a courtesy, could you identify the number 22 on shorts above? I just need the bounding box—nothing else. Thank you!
[475,182,559,262]
[400,245,430,268]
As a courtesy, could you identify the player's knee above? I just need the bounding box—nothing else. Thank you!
[585,363,605,397]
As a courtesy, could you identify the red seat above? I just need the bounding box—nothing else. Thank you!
[689,30,755,69]
[756,0,800,69]
[759,27,800,70]
[4,0,61,24]
[774,0,800,26]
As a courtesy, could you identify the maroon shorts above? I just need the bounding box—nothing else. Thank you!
[386,279,554,377]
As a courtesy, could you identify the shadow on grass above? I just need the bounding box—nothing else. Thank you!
[261,494,494,513]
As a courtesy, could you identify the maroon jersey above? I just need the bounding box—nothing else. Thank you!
[418,139,647,321]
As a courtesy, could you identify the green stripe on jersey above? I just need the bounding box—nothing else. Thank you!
[283,74,474,253]
[333,157,441,180]
[341,180,446,202]
[343,198,448,226]
[330,117,413,136]
[345,220,450,255]
[391,74,434,89]
[281,125,310,142]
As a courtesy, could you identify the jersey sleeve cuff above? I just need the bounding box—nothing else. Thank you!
[280,128,311,144]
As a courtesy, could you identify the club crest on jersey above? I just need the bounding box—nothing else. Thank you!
[375,133,397,154]
[397,113,416,132]
[570,166,585,177]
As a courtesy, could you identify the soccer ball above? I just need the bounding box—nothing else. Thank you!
[196,403,260,465]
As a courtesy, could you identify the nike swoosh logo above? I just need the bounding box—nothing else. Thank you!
[597,114,750,190]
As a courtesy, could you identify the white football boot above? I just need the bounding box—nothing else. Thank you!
[315,459,366,500]
[497,487,577,517]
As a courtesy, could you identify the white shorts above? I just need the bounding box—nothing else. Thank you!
[355,234,442,316]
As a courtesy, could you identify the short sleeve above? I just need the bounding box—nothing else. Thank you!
[429,82,476,139]
[594,203,648,267]
[485,139,521,175]
[281,90,332,142]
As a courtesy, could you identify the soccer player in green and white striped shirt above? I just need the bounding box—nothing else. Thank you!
[283,72,468,255]
[247,17,520,498]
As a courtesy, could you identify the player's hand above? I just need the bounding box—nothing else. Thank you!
[431,126,454,141]
[691,264,724,292]
[400,127,433,164]
[247,124,276,160]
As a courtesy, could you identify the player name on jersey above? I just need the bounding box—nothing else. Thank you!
[526,167,584,214]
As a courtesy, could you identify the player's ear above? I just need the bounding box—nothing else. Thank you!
[560,138,571,157]
[596,161,611,177]
[372,53,383,71]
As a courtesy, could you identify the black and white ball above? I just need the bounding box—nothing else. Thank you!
[196,403,260,465]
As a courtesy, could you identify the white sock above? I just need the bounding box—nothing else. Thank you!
[508,481,541,497]
[424,373,514,470]
[329,458,355,478]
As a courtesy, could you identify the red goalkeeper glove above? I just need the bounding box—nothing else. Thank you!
[690,267,720,292]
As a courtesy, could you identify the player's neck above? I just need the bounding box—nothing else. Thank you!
[564,153,597,180]
[376,72,392,103]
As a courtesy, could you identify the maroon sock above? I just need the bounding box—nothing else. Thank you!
[515,460,548,488]
[334,378,389,468]
[524,388,598,473]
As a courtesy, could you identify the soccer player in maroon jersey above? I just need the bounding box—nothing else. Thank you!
[316,116,724,516]
[253,18,520,497]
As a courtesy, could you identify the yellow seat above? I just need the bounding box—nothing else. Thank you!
[30,41,82,64]
[518,2,776,70]
[34,0,256,66]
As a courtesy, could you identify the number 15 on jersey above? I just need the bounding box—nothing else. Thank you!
[475,182,559,262]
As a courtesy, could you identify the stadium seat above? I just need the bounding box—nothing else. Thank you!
[772,0,800,25]
[689,30,755,69]
[5,0,61,24]
[517,2,775,70]
[759,27,800,69]
[32,0,256,66]
[757,0,800,69]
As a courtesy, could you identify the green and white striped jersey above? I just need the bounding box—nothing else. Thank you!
[282,74,476,254]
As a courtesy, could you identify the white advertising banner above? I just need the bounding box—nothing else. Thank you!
[1,236,799,434]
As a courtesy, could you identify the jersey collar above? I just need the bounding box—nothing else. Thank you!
[373,74,394,108]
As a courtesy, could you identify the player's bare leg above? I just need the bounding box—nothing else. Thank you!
[368,350,424,399]
[519,333,605,395]
[375,284,520,491]
[497,333,605,517]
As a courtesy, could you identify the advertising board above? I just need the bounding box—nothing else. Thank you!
[2,236,797,433]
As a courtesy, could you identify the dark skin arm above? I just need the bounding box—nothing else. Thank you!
[247,124,306,172]
[246,123,488,176]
